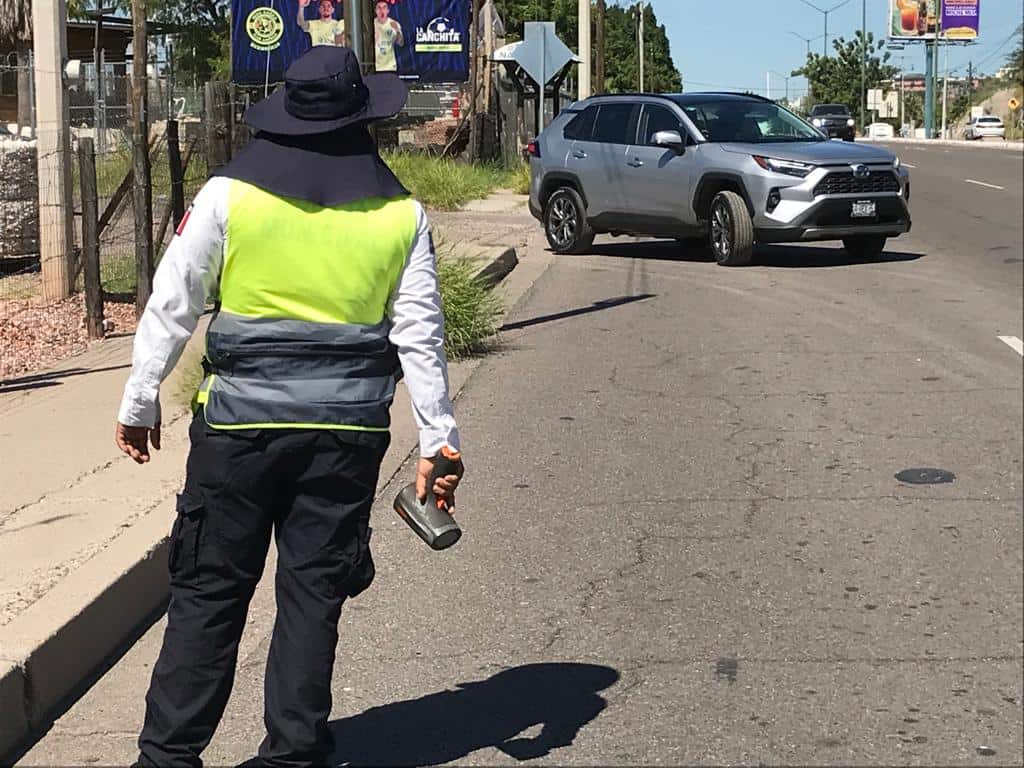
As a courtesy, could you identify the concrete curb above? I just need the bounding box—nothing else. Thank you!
[859,137,1024,151]
[0,239,525,763]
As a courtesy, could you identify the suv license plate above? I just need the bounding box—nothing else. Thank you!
[852,200,876,218]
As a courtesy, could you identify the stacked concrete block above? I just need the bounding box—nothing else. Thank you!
[0,138,40,261]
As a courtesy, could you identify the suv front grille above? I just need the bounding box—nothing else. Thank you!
[814,171,901,196]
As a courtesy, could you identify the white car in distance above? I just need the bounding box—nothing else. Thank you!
[964,116,1006,140]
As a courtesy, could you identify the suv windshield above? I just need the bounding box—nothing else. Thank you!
[677,99,823,143]
[811,104,850,116]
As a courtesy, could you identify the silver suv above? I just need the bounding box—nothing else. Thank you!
[528,92,911,266]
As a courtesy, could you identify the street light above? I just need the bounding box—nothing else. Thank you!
[768,70,791,103]
[794,0,855,56]
[789,30,826,55]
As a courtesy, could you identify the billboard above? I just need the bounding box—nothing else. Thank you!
[887,0,981,41]
[231,0,469,86]
[889,0,940,39]
[940,0,980,40]
[371,0,469,82]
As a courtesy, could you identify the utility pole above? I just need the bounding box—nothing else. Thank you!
[578,0,591,100]
[32,0,75,302]
[595,0,605,93]
[637,2,645,92]
[483,0,493,111]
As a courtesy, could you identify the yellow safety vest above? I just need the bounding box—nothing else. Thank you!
[196,179,417,431]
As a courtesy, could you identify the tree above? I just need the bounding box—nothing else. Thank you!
[1005,23,1023,86]
[793,31,898,122]
[0,0,35,127]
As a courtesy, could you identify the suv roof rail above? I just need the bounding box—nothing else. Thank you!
[582,91,777,102]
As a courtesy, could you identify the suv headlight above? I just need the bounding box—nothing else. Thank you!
[812,118,824,127]
[753,155,815,178]
[893,156,901,170]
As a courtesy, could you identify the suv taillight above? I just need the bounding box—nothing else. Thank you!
[526,140,541,158]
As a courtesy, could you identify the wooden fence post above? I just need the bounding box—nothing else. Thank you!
[77,137,104,340]
[167,118,185,230]
[130,0,154,317]
[204,81,232,174]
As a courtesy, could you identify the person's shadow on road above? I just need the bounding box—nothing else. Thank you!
[327,662,619,766]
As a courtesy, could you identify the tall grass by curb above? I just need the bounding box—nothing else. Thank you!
[436,253,504,360]
[382,151,523,210]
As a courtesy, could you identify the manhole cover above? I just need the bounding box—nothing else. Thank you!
[895,468,956,485]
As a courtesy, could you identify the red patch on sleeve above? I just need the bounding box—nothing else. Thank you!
[175,205,193,236]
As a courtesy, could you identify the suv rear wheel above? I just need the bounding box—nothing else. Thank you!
[709,191,754,267]
[842,235,887,260]
[544,187,595,254]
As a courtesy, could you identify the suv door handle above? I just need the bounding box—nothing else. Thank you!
[572,150,588,159]
[627,158,644,168]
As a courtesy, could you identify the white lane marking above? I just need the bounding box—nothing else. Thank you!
[965,178,1005,190]
[998,335,1024,356]
[902,163,916,168]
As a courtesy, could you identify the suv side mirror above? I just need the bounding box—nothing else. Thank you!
[653,130,685,153]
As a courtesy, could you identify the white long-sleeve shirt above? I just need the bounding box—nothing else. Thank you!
[117,177,460,457]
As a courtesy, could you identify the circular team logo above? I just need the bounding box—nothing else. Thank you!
[246,7,284,52]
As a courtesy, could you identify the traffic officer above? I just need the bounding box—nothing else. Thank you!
[115,46,464,766]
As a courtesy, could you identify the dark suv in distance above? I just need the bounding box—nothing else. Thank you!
[809,104,856,141]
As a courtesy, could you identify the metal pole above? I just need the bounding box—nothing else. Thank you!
[860,0,866,133]
[941,38,949,138]
[924,39,935,138]
[766,71,770,100]
[824,11,828,56]
[578,0,591,100]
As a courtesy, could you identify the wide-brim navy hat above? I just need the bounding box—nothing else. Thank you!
[244,46,407,136]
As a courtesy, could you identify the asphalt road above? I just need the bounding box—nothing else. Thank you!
[18,143,1023,766]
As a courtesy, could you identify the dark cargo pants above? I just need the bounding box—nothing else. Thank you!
[137,414,388,767]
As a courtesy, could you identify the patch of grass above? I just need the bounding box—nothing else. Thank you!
[170,343,207,410]
[382,151,510,210]
[437,251,504,360]
[506,162,531,195]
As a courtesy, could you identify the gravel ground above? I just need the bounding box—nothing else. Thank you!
[0,292,138,381]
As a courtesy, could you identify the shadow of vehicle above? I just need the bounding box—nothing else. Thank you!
[327,662,620,766]
[576,238,923,268]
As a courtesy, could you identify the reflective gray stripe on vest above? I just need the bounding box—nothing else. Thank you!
[203,311,398,429]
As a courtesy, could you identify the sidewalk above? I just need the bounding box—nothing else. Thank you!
[859,136,1024,151]
[0,194,537,760]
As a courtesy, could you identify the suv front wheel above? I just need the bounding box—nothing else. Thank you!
[709,190,754,267]
[544,187,595,254]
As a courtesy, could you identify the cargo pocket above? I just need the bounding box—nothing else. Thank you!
[344,520,375,599]
[168,493,206,579]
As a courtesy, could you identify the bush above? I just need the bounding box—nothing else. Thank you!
[382,151,508,210]
[437,252,504,360]
[506,162,531,195]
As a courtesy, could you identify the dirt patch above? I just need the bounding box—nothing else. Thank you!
[1,292,138,381]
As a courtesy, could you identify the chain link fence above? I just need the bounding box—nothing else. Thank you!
[2,69,474,382]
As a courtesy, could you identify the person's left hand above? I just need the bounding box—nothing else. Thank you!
[415,453,464,508]
[115,422,161,464]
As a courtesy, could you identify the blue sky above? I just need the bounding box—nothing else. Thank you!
[644,0,1023,98]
